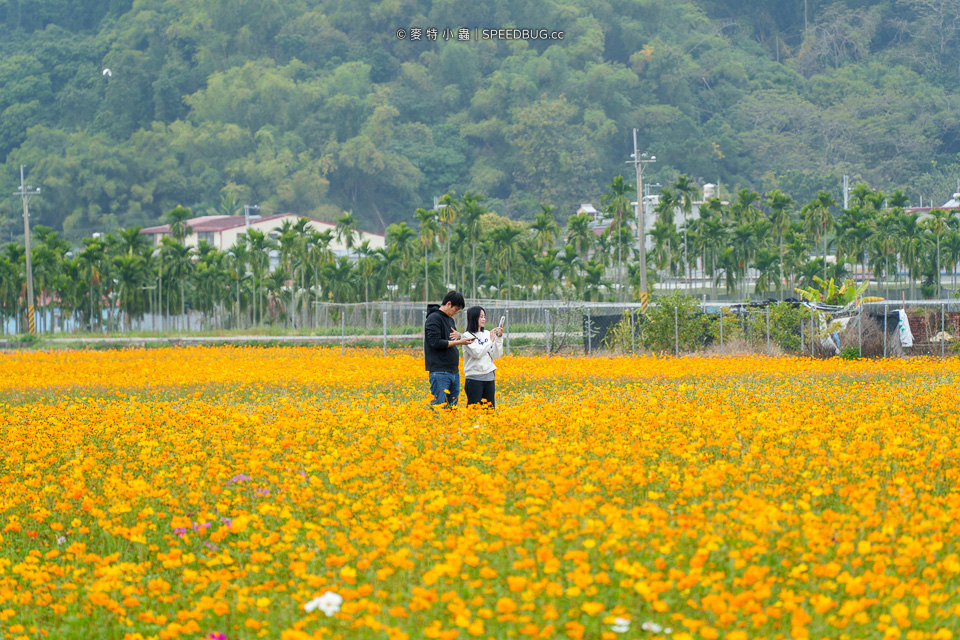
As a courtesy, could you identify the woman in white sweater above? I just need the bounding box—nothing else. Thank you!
[462,306,504,408]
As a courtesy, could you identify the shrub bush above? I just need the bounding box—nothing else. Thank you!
[601,310,642,354]
[840,345,860,360]
[703,303,806,354]
[641,292,714,353]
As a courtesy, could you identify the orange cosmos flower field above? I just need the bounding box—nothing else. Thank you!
[1,347,959,640]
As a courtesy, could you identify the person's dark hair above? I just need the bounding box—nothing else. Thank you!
[465,306,485,334]
[441,291,465,310]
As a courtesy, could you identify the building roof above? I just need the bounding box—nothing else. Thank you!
[590,219,638,236]
[139,213,383,238]
[140,215,241,234]
[904,194,960,214]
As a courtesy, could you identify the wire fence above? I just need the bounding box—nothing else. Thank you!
[8,298,960,358]
[305,298,960,358]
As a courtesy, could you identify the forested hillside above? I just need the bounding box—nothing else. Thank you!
[3,0,960,239]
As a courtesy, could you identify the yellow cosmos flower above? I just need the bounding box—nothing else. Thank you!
[3,348,960,640]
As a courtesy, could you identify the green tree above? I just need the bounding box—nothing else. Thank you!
[897,212,928,299]
[385,222,417,298]
[925,208,954,297]
[415,207,440,303]
[112,253,148,330]
[77,237,107,332]
[437,192,460,288]
[531,204,561,253]
[489,225,524,299]
[566,213,594,277]
[227,241,250,329]
[943,229,960,294]
[336,210,359,260]
[601,176,636,302]
[165,242,194,329]
[766,189,794,301]
[244,229,276,327]
[460,192,485,298]
[752,249,780,295]
[731,189,760,225]
[802,190,836,281]
[672,174,697,292]
[730,224,758,299]
[166,206,194,245]
[323,257,357,304]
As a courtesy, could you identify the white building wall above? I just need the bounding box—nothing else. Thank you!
[152,215,387,254]
[232,215,385,253]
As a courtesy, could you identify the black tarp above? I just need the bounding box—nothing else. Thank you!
[868,311,902,334]
[583,314,642,353]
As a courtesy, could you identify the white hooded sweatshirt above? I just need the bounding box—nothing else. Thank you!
[462,329,504,378]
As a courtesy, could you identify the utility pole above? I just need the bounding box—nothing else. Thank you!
[628,129,656,295]
[244,204,260,229]
[13,165,41,335]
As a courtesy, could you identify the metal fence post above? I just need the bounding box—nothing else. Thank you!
[800,319,804,355]
[631,310,636,354]
[505,308,510,355]
[340,310,345,356]
[766,306,770,355]
[719,310,724,356]
[858,303,863,356]
[810,307,815,356]
[545,308,551,356]
[942,302,946,358]
[587,312,592,355]
[746,310,750,351]
[674,305,679,357]
[883,304,888,358]
[383,309,387,356]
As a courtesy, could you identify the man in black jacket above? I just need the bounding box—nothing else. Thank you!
[424,291,473,408]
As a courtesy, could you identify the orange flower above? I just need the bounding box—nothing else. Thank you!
[497,598,518,614]
[507,576,527,592]
[4,348,960,640]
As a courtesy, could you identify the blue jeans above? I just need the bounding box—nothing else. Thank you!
[429,371,460,408]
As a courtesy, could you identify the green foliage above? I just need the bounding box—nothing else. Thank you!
[14,332,41,345]
[763,303,807,353]
[6,0,960,238]
[3,0,960,338]
[795,277,869,306]
[703,302,807,353]
[641,291,713,353]
[840,346,861,360]
[601,310,640,354]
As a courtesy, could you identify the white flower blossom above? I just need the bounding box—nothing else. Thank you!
[641,621,663,633]
[304,591,343,616]
[611,617,631,633]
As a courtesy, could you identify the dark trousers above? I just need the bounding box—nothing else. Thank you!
[465,378,496,408]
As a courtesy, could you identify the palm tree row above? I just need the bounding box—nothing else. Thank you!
[647,179,960,302]
[3,181,960,334]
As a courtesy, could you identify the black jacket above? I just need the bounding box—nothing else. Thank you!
[424,304,459,372]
